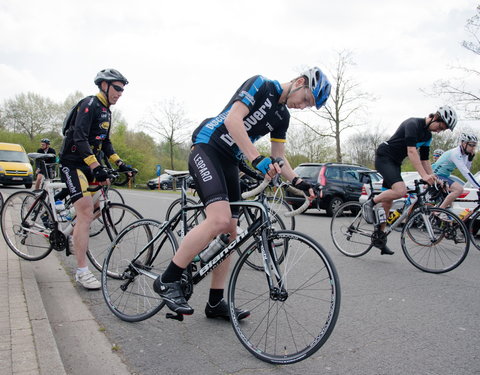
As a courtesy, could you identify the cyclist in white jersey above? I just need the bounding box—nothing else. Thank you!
[432,132,480,209]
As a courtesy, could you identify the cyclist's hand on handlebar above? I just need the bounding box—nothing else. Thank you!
[422,174,436,186]
[293,177,315,200]
[252,155,282,180]
[92,166,111,185]
[118,162,135,177]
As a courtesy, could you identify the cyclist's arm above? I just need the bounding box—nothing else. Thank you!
[450,150,480,189]
[224,101,261,162]
[407,146,434,183]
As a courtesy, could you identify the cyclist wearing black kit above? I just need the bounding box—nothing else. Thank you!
[154,67,331,319]
[362,106,458,255]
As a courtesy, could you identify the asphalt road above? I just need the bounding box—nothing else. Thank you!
[2,187,480,374]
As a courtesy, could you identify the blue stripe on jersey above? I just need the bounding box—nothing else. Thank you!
[241,76,266,107]
[417,138,432,147]
[195,107,231,144]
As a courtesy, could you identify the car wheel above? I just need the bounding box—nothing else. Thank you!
[160,182,169,190]
[326,196,344,217]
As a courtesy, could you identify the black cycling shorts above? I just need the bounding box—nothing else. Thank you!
[59,163,95,203]
[188,143,240,218]
[375,154,403,189]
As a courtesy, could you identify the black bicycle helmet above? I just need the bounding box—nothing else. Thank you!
[94,69,129,86]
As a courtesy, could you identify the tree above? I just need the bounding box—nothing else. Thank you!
[142,98,192,170]
[2,92,59,140]
[344,126,389,168]
[293,50,375,163]
[427,5,480,120]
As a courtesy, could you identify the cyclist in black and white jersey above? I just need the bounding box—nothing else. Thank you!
[154,67,331,318]
[362,106,457,255]
[432,132,480,210]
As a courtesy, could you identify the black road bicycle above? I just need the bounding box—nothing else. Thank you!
[101,173,340,364]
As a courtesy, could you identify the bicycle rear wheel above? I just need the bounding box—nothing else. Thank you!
[1,191,54,260]
[330,201,373,257]
[401,207,469,273]
[468,210,480,251]
[87,203,144,275]
[102,219,178,322]
[228,230,341,364]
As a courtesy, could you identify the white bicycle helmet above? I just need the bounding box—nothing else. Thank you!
[433,149,444,157]
[459,132,478,144]
[302,67,331,109]
[436,105,457,130]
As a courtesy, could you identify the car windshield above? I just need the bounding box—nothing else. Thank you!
[0,150,29,163]
[294,165,322,181]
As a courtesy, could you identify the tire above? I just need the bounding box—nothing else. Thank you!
[0,192,4,214]
[330,201,373,257]
[165,198,205,239]
[102,219,178,322]
[468,211,480,251]
[108,188,125,205]
[401,207,469,273]
[228,230,341,364]
[325,196,344,217]
[87,203,144,275]
[1,191,54,260]
[236,206,287,270]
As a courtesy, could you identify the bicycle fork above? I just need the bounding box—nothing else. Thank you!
[259,231,288,302]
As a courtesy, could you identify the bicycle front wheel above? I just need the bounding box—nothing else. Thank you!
[1,191,54,260]
[228,230,341,364]
[330,201,373,257]
[88,203,144,275]
[102,219,178,322]
[401,207,469,273]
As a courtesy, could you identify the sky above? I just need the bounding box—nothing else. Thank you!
[0,0,478,140]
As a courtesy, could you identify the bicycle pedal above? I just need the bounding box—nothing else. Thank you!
[166,312,184,321]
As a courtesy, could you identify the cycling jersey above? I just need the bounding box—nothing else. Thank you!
[192,75,290,161]
[432,146,480,188]
[59,94,118,168]
[376,118,432,165]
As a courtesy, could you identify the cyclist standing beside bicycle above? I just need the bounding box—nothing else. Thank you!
[362,106,457,255]
[432,132,480,209]
[154,67,330,318]
[34,138,56,190]
[58,69,135,290]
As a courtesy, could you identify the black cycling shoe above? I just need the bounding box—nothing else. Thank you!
[380,245,395,255]
[153,277,194,315]
[205,300,250,321]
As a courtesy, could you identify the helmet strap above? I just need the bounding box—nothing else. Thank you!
[281,81,307,105]
[99,82,111,106]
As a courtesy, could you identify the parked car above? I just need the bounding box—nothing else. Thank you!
[0,142,34,189]
[450,170,479,216]
[147,173,195,190]
[285,162,380,216]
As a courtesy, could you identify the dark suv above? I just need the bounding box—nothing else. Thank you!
[285,162,380,216]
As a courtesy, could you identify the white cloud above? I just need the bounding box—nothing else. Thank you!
[0,0,478,135]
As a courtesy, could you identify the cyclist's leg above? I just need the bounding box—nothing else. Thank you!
[438,180,463,209]
[61,164,100,290]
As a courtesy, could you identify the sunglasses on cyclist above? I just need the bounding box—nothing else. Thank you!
[111,84,124,92]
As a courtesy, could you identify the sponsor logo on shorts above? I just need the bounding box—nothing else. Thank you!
[193,153,213,182]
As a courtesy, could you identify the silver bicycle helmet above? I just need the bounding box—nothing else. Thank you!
[94,69,129,86]
[436,105,457,130]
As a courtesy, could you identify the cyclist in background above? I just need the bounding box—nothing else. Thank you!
[154,67,330,318]
[432,148,444,163]
[432,132,480,209]
[362,106,457,255]
[34,138,56,190]
[59,69,135,290]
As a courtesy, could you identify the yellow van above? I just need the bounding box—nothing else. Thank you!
[0,142,33,189]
